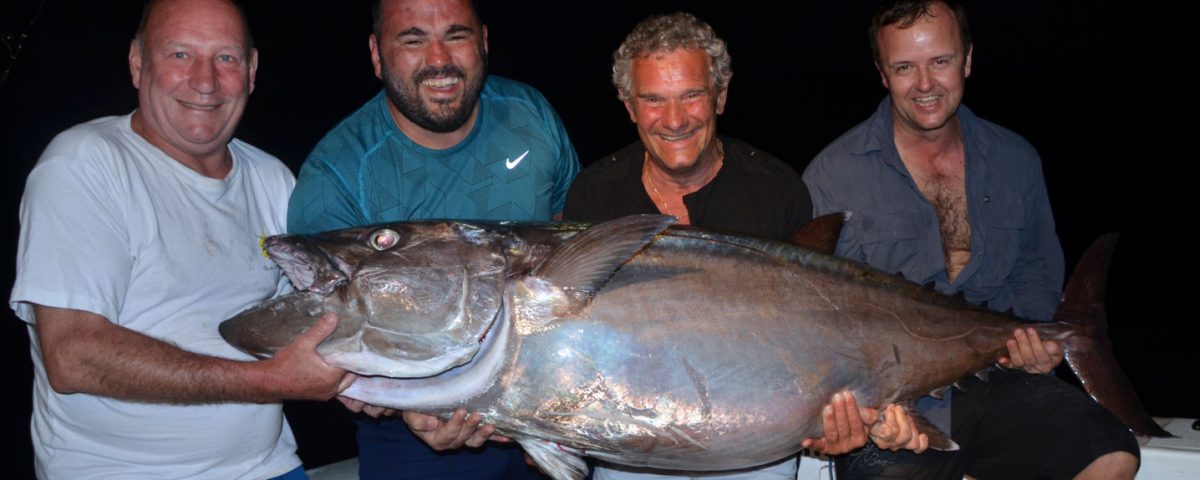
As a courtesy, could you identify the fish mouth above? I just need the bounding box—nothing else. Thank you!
[265,236,353,295]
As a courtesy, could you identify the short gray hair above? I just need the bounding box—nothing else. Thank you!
[612,12,732,101]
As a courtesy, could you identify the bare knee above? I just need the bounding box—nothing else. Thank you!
[1074,451,1138,480]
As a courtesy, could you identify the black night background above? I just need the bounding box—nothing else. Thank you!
[2,1,1196,477]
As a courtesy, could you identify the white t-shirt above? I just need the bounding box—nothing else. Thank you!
[10,114,301,479]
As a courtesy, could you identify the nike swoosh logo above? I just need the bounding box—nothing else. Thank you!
[505,150,530,170]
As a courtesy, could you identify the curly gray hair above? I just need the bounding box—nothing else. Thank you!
[612,12,732,101]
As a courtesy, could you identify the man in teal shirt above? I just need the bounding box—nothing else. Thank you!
[287,0,579,478]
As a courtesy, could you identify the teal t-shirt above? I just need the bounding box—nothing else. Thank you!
[288,75,580,234]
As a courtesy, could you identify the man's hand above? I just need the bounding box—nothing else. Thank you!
[262,313,354,401]
[402,409,512,451]
[801,392,871,455]
[868,404,928,453]
[338,396,396,418]
[998,327,1063,373]
[800,392,927,455]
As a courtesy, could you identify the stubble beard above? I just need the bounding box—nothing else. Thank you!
[381,52,488,134]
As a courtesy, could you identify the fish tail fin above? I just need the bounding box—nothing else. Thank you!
[1055,234,1169,437]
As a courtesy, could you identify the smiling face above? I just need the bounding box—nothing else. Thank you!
[623,48,727,176]
[129,0,256,167]
[875,1,972,138]
[371,0,488,137]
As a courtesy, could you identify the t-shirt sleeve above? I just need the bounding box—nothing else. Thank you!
[11,150,131,324]
[543,106,579,216]
[287,154,366,234]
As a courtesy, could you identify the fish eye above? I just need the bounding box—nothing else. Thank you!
[369,229,400,251]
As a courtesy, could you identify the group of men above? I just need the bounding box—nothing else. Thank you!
[10,0,1140,479]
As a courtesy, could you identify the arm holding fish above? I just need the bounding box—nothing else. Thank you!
[994,169,1066,373]
[402,410,512,450]
[338,396,397,418]
[801,392,928,454]
[1000,327,1062,373]
[35,306,353,403]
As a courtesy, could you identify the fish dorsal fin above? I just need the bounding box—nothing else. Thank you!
[518,439,587,480]
[532,214,675,294]
[789,212,847,255]
[896,402,959,451]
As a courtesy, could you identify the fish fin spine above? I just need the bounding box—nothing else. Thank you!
[903,407,958,451]
[532,214,675,296]
[518,438,587,480]
[789,212,846,255]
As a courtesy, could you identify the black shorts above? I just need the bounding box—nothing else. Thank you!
[836,369,1140,479]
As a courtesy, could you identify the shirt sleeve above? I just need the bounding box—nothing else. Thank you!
[11,150,131,324]
[543,105,580,216]
[1007,158,1065,321]
[287,155,366,234]
[801,156,867,263]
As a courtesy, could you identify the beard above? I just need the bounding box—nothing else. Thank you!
[381,54,488,134]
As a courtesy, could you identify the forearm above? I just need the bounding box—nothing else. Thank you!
[36,305,303,404]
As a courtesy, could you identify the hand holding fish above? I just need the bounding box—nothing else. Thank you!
[261,312,354,400]
[403,409,512,450]
[800,392,927,455]
[801,391,870,454]
[998,327,1063,373]
[338,396,396,418]
[869,404,929,453]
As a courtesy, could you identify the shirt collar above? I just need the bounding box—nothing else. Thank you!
[852,96,986,175]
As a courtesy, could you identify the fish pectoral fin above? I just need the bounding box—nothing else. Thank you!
[518,438,587,480]
[905,408,959,452]
[532,214,675,297]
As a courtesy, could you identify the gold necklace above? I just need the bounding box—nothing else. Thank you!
[642,142,725,222]
[643,163,690,221]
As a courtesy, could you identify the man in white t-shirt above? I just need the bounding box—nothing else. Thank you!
[9,0,353,478]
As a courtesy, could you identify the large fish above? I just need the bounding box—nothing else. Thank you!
[220,214,1165,480]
